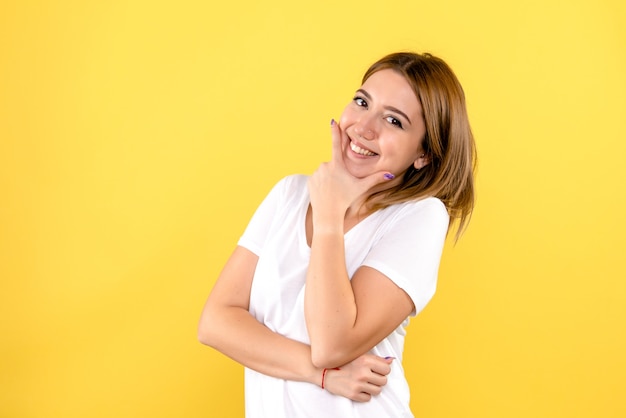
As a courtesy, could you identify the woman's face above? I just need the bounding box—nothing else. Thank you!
[338,69,428,180]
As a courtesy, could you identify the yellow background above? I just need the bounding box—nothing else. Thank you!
[1,0,625,417]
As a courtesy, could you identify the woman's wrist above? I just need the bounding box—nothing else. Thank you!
[312,213,344,233]
[305,366,325,387]
[321,367,341,389]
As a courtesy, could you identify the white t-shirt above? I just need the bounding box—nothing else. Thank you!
[238,175,448,418]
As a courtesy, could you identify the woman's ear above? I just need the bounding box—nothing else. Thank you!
[413,153,431,170]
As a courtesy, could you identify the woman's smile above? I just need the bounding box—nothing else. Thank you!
[348,139,378,157]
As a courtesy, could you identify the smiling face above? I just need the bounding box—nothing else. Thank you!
[338,69,429,180]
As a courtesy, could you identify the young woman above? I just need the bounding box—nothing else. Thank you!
[198,52,476,417]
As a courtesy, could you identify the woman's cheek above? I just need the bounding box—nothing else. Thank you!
[338,104,353,128]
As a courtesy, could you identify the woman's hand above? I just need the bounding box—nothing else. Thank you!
[322,354,394,402]
[307,120,393,226]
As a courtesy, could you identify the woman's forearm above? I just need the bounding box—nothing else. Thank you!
[303,209,415,369]
[199,301,320,385]
[304,227,360,368]
[199,302,391,401]
[198,246,321,385]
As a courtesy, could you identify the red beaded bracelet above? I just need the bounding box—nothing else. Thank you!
[321,367,340,389]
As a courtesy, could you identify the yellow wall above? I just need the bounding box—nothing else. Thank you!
[1,0,624,417]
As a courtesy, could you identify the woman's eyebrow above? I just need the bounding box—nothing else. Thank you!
[356,88,412,125]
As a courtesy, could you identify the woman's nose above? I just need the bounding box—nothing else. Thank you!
[354,117,377,140]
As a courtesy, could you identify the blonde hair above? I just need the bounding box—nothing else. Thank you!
[364,52,476,240]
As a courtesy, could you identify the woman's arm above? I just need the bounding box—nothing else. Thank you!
[305,121,438,368]
[198,245,393,399]
[198,245,318,383]
[305,237,415,368]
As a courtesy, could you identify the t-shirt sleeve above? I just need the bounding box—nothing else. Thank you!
[237,176,290,256]
[361,198,449,316]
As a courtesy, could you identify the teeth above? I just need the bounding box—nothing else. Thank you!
[350,141,377,156]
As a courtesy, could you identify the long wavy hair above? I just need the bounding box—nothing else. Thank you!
[364,52,477,239]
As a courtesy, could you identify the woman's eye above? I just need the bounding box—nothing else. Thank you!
[353,97,367,107]
[386,116,403,129]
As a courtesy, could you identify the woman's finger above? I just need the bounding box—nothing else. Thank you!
[358,169,396,193]
[367,372,388,387]
[370,356,393,376]
[330,118,346,168]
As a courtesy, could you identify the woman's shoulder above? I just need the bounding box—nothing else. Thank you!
[273,174,308,194]
[415,196,447,214]
[281,174,309,188]
[381,196,449,229]
[394,196,447,216]
[265,174,309,205]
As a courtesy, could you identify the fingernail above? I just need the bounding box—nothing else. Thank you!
[384,173,395,180]
[330,118,335,126]
[384,356,396,360]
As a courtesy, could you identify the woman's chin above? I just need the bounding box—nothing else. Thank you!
[343,159,376,179]
[344,167,371,180]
